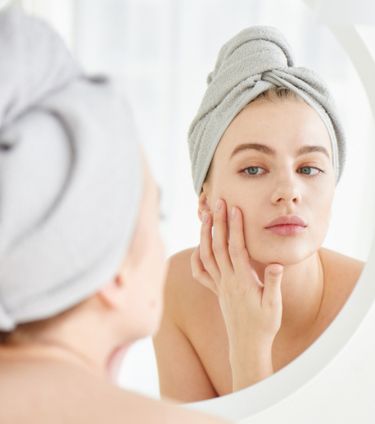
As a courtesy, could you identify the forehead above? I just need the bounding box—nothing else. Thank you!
[216,98,332,158]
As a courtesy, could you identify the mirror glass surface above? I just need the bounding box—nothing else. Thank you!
[25,0,375,409]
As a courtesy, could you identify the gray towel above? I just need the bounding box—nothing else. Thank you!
[0,5,143,330]
[188,26,346,195]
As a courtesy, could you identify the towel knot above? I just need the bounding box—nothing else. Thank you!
[188,26,345,194]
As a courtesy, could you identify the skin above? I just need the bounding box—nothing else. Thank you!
[0,155,228,424]
[153,97,365,401]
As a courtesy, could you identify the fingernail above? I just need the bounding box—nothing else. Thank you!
[230,206,236,219]
[215,199,222,212]
[202,213,208,224]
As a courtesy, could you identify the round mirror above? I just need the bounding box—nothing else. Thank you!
[23,0,375,422]
[183,1,375,421]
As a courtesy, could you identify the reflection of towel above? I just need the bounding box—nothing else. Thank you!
[0,5,143,331]
[188,26,346,194]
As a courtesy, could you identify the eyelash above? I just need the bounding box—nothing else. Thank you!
[241,166,325,177]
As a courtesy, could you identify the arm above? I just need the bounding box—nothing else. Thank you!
[153,262,218,402]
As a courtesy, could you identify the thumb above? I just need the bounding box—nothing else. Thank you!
[262,264,284,308]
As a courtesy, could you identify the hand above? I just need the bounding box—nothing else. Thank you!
[191,198,284,390]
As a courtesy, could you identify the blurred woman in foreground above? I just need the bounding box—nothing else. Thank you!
[0,5,228,424]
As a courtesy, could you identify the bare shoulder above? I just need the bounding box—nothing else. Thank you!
[168,247,196,281]
[0,358,228,424]
[164,248,195,310]
[95,380,229,424]
[320,247,365,279]
[166,247,215,300]
[319,247,365,306]
[117,389,229,424]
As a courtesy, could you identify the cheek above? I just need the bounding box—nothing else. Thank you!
[311,196,333,243]
[311,186,334,223]
[317,194,333,219]
[216,184,259,214]
[238,191,334,264]
[223,187,262,232]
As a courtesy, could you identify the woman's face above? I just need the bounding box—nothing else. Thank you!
[202,98,336,266]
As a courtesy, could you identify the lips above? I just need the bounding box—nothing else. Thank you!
[265,215,307,229]
[264,215,307,237]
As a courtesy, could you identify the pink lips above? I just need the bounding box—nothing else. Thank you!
[265,215,307,237]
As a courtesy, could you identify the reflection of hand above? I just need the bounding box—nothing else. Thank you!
[191,198,284,391]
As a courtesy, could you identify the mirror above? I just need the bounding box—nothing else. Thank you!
[118,2,375,418]
[23,0,375,421]
[185,1,375,422]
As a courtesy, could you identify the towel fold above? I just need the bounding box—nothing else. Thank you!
[0,5,142,330]
[188,26,345,194]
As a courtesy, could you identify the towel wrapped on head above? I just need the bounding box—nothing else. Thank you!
[188,26,346,195]
[0,5,143,331]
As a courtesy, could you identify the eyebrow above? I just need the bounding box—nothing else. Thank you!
[230,143,330,160]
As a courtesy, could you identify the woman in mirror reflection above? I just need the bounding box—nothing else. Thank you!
[0,5,229,423]
[153,25,365,402]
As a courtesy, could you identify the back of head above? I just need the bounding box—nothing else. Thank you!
[0,4,143,333]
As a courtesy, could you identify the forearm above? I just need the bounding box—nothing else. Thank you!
[229,341,274,392]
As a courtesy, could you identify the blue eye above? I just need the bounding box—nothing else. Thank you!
[243,166,265,176]
[241,165,324,178]
[298,166,322,176]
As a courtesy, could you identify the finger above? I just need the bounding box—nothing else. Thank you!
[212,198,233,275]
[199,212,220,282]
[262,264,284,308]
[228,206,259,287]
[191,246,218,295]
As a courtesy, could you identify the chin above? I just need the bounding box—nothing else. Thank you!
[247,228,323,264]
[250,244,318,267]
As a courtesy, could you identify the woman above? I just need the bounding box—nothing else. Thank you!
[0,6,228,423]
[153,26,365,402]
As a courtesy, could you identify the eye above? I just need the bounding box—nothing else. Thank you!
[297,166,323,176]
[242,166,266,177]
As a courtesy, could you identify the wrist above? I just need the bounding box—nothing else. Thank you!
[231,351,274,392]
[229,342,274,392]
[232,364,273,392]
[228,336,274,357]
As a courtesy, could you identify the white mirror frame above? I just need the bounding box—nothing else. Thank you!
[184,1,375,422]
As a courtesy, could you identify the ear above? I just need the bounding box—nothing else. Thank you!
[198,184,212,222]
[96,273,126,309]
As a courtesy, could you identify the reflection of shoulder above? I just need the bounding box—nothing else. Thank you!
[319,247,365,301]
[320,247,365,277]
[165,248,195,304]
[168,247,196,281]
[165,248,217,321]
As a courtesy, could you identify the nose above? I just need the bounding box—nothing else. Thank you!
[270,178,302,206]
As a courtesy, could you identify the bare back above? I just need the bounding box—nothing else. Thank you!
[0,351,227,424]
[153,247,364,402]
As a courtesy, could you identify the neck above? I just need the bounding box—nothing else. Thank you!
[251,250,325,338]
[2,317,132,382]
